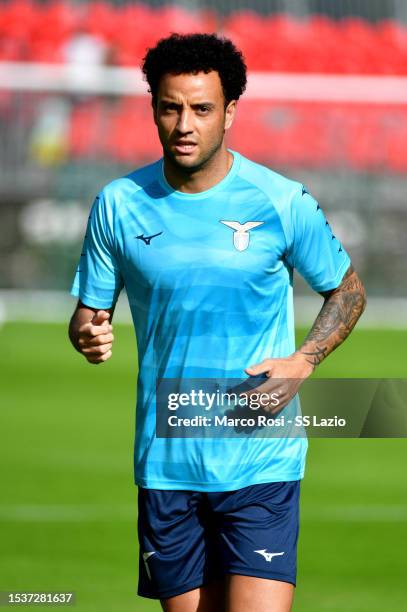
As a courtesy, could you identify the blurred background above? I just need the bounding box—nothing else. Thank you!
[0,0,407,322]
[0,1,406,611]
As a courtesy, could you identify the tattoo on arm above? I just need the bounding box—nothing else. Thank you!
[299,265,367,369]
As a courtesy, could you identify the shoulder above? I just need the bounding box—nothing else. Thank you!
[236,153,317,248]
[236,153,303,208]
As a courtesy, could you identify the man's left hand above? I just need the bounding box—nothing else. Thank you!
[240,352,314,413]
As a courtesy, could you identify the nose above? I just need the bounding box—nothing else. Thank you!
[176,108,193,135]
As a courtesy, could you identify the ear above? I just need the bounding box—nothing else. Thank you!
[224,100,237,131]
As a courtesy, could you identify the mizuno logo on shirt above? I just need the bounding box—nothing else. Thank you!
[254,549,285,562]
[136,232,163,245]
[220,220,264,252]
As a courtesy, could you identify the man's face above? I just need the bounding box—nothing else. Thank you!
[153,70,236,172]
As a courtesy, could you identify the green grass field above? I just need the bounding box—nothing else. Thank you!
[1,323,406,611]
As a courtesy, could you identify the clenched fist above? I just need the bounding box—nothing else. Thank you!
[76,309,114,364]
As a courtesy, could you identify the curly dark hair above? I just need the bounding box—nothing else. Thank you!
[142,33,247,105]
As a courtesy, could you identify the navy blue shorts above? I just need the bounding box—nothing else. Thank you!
[137,480,300,600]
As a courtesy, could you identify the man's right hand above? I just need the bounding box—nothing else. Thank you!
[76,309,114,364]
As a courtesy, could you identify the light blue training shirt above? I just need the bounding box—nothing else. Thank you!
[71,150,351,491]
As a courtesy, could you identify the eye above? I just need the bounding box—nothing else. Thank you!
[197,105,210,114]
[163,103,178,113]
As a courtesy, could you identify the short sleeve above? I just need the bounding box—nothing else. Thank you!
[285,186,351,292]
[70,193,123,308]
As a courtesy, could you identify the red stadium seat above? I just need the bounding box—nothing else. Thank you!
[68,99,106,157]
[106,97,160,161]
[82,1,117,42]
[223,11,269,70]
[2,1,407,75]
[377,20,407,75]
[386,107,407,171]
[345,106,385,170]
[0,0,37,60]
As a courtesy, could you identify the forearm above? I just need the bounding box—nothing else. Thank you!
[296,266,367,370]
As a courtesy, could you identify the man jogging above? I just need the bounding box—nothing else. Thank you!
[69,33,366,612]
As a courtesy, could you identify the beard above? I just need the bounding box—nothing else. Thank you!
[162,134,225,175]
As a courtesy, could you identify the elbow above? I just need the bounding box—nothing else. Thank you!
[68,318,76,350]
[68,312,80,352]
[360,283,367,317]
[353,276,367,328]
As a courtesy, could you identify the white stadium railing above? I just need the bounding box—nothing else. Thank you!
[1,62,407,104]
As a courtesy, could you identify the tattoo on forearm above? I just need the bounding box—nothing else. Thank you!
[300,266,366,369]
[300,345,328,367]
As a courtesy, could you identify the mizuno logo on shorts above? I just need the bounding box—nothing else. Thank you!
[142,551,156,579]
[254,549,285,562]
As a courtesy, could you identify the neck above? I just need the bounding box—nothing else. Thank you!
[163,145,233,194]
